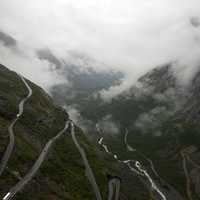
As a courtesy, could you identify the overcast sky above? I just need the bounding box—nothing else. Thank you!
[0,0,200,93]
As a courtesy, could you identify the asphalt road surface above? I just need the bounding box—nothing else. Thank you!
[108,177,121,200]
[71,121,103,200]
[2,121,69,200]
[0,74,33,177]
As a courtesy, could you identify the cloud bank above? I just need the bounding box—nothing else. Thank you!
[0,0,200,95]
[0,44,66,90]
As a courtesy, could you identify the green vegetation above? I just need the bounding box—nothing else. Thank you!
[0,64,124,200]
[1,63,200,200]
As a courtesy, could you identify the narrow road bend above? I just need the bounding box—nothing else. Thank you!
[0,74,33,177]
[71,121,103,200]
[2,121,69,200]
[108,176,121,200]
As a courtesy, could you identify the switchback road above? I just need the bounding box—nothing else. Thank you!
[0,74,32,177]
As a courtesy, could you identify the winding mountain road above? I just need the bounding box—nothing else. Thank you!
[124,130,136,152]
[108,177,121,200]
[124,129,184,200]
[186,154,200,169]
[181,150,193,200]
[71,121,103,200]
[2,121,69,200]
[124,130,167,199]
[0,74,33,177]
[124,130,158,176]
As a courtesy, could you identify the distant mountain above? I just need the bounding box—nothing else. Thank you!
[0,31,17,47]
[36,49,124,106]
[51,62,200,200]
[37,49,62,69]
[0,64,129,200]
[2,55,199,199]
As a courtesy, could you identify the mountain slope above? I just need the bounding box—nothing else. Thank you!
[51,63,200,200]
[1,62,200,200]
[0,64,123,200]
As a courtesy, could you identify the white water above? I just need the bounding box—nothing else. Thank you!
[97,131,167,200]
[135,161,166,200]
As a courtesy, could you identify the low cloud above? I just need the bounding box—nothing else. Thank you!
[0,40,66,90]
[65,105,94,133]
[98,115,120,136]
[133,86,183,135]
[37,48,62,69]
[0,31,17,47]
[1,0,200,97]
[66,106,120,136]
[134,106,173,135]
[190,17,200,28]
[99,76,133,102]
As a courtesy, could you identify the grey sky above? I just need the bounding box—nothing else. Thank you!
[0,0,200,94]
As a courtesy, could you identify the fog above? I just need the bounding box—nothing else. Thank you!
[0,0,200,95]
[98,115,120,136]
[0,43,66,89]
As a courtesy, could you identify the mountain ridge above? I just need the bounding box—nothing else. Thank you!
[50,63,200,200]
[0,64,126,200]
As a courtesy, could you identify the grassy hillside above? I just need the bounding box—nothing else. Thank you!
[53,64,200,200]
[0,64,124,200]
